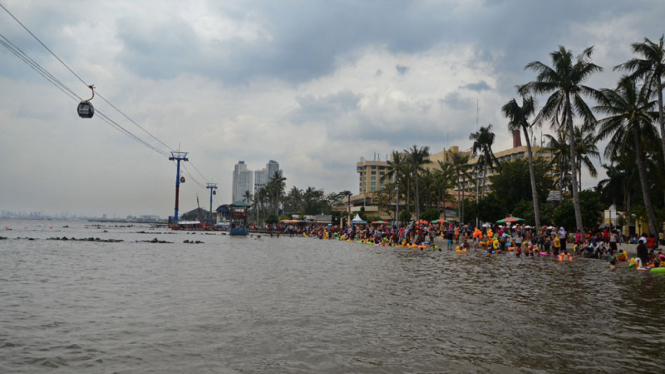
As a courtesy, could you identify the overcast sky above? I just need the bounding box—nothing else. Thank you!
[0,0,662,217]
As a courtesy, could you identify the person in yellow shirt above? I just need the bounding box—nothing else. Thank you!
[553,235,561,256]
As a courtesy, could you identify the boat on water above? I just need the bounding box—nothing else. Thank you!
[228,201,249,236]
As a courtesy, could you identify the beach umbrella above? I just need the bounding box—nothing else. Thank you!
[496,216,525,224]
[431,219,446,224]
[372,220,387,225]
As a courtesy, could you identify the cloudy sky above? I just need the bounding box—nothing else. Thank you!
[0,0,662,218]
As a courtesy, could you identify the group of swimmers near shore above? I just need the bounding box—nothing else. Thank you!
[265,222,665,272]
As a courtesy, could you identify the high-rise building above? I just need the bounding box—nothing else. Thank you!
[254,169,268,192]
[254,160,280,193]
[232,161,253,203]
[267,160,279,179]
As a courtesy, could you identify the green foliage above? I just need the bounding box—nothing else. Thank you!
[399,209,412,224]
[266,215,279,225]
[552,200,575,231]
[477,194,508,223]
[511,200,554,227]
[552,190,603,232]
[358,207,367,221]
[421,208,440,222]
[489,158,554,210]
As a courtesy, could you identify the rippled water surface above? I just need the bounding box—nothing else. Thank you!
[1,220,664,373]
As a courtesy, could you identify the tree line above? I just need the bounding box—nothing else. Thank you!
[378,36,665,234]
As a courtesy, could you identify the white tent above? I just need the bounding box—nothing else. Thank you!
[351,214,367,224]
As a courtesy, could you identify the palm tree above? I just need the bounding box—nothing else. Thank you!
[382,151,405,185]
[573,125,600,192]
[519,45,603,234]
[595,78,659,235]
[435,160,455,221]
[540,130,571,199]
[596,162,631,210]
[242,190,253,204]
[255,186,268,225]
[405,145,432,220]
[449,152,474,223]
[267,170,286,216]
[502,95,541,229]
[615,35,665,167]
[469,124,500,198]
[285,186,303,214]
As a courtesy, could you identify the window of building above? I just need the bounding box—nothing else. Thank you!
[371,171,376,175]
[371,187,376,191]
[379,172,384,175]
[371,176,376,180]
[371,182,376,186]
[371,166,376,169]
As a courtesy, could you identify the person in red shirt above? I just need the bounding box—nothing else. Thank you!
[647,234,657,250]
[603,229,610,244]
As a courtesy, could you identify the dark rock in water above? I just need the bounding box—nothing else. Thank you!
[137,238,172,244]
[195,241,203,244]
[0,236,6,240]
[184,240,190,243]
[28,238,35,241]
[62,237,68,241]
[103,230,108,233]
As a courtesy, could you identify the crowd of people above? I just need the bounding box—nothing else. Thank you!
[265,220,665,270]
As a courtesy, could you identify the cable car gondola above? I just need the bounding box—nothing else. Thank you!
[77,85,95,119]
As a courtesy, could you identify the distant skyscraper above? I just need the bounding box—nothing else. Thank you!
[267,160,280,179]
[254,160,280,193]
[232,161,253,203]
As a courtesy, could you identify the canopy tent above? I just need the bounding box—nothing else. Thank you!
[351,214,367,224]
[372,220,388,225]
[496,216,525,224]
[431,219,446,224]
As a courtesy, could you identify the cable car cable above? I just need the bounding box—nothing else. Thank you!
[1,4,217,183]
[1,4,176,153]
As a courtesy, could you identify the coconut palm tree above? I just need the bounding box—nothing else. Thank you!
[255,186,268,225]
[615,35,665,167]
[405,145,432,220]
[267,170,286,216]
[573,125,600,192]
[519,45,603,234]
[502,95,541,229]
[435,160,455,221]
[469,124,500,198]
[449,152,474,223]
[595,78,659,235]
[540,130,571,199]
[382,151,405,185]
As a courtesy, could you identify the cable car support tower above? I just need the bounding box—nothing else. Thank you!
[169,151,189,226]
[206,183,217,226]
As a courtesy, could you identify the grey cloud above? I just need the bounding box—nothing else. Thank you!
[461,80,491,92]
[290,90,363,124]
[395,64,409,75]
[375,69,382,76]
[110,0,665,85]
[439,92,474,110]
